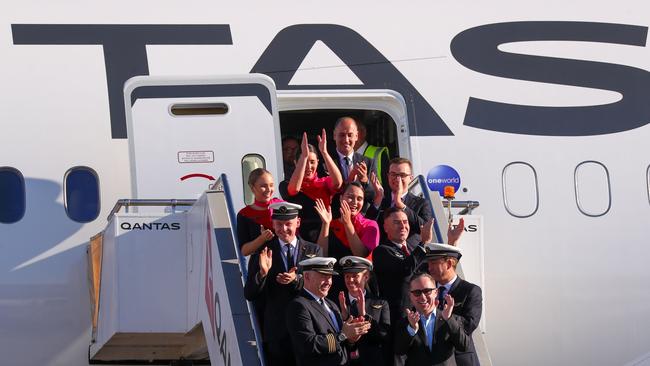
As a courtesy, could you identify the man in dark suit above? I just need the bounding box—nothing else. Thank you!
[366,157,435,250]
[426,244,482,366]
[373,208,466,366]
[286,257,372,366]
[244,202,322,366]
[326,116,376,213]
[373,208,431,325]
[337,256,391,366]
[394,272,470,366]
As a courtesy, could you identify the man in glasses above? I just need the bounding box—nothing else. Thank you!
[425,243,482,366]
[394,272,469,366]
[368,157,458,250]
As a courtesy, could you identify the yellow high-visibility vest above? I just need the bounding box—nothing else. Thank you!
[363,145,389,184]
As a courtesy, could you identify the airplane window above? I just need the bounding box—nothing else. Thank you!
[0,167,26,224]
[647,165,650,206]
[502,162,539,218]
[241,154,266,206]
[64,167,100,223]
[574,161,611,217]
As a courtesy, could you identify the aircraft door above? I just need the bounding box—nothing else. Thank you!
[124,75,281,209]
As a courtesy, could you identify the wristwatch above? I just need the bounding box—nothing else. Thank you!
[337,332,348,343]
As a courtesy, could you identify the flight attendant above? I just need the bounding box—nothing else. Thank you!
[314,182,380,298]
[237,168,283,256]
[280,129,343,242]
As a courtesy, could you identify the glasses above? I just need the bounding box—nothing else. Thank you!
[410,288,435,297]
[389,172,411,179]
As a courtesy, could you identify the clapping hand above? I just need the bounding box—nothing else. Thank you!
[259,225,274,242]
[276,267,297,285]
[405,308,420,332]
[420,219,435,244]
[314,198,332,225]
[441,294,455,320]
[349,161,368,183]
[370,172,384,206]
[258,247,273,278]
[447,217,465,246]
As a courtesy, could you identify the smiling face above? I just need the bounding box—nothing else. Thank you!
[304,271,333,298]
[272,216,300,243]
[334,117,359,156]
[341,184,365,216]
[409,275,437,316]
[304,152,319,179]
[250,172,274,203]
[383,210,410,243]
[388,162,413,193]
[344,270,369,295]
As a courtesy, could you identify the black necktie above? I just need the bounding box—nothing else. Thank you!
[343,157,351,179]
[350,299,359,317]
[437,286,446,311]
[285,243,294,269]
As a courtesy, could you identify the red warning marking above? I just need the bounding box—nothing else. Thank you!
[180,173,216,181]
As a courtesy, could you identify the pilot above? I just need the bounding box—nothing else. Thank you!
[286,257,372,366]
[337,256,391,366]
[394,272,470,366]
[366,157,463,251]
[280,130,343,242]
[425,243,482,366]
[236,168,283,256]
[244,202,322,366]
[282,135,300,179]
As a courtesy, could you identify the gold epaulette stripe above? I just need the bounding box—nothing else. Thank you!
[326,333,336,353]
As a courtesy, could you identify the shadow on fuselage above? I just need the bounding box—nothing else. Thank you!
[0,178,92,365]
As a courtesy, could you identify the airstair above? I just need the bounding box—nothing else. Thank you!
[87,176,263,365]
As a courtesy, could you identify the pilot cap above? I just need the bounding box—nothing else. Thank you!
[299,257,338,275]
[424,243,462,260]
[338,256,373,273]
[270,202,302,220]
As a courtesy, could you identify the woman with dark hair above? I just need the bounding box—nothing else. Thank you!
[237,168,283,256]
[337,256,391,366]
[279,129,343,241]
[314,182,380,260]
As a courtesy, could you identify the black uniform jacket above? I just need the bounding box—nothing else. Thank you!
[394,309,470,366]
[244,238,321,346]
[366,192,433,250]
[372,240,426,320]
[286,290,348,366]
[342,291,391,366]
[447,277,483,366]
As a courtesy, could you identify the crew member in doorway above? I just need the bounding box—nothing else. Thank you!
[280,130,343,242]
[355,120,390,192]
[327,116,376,214]
[244,202,322,366]
[282,135,300,179]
